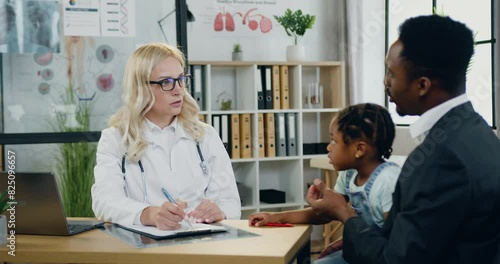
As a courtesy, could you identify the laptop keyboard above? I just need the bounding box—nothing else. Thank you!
[68,224,91,234]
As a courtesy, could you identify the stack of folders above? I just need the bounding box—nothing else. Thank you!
[273,113,297,157]
[260,112,297,157]
[212,113,252,159]
[257,65,289,110]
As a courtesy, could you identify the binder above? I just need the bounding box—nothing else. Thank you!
[189,65,195,96]
[256,66,265,109]
[272,65,281,109]
[261,66,273,109]
[212,115,221,138]
[285,113,297,156]
[221,114,230,155]
[274,113,286,156]
[230,114,241,159]
[199,114,206,123]
[239,113,252,158]
[193,65,204,111]
[264,113,276,157]
[280,65,289,109]
[257,113,265,158]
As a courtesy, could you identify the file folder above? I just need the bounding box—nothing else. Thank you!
[221,114,230,155]
[272,65,281,109]
[262,66,273,109]
[256,66,265,109]
[230,114,240,159]
[274,113,287,156]
[257,113,265,158]
[239,113,252,158]
[212,115,221,138]
[280,65,290,109]
[285,113,297,156]
[264,113,276,157]
[193,65,204,110]
[189,65,195,96]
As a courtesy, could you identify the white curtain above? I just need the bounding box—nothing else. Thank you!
[329,1,386,106]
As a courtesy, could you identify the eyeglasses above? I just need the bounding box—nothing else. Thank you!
[149,74,191,91]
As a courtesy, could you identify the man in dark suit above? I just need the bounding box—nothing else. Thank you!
[307,15,500,264]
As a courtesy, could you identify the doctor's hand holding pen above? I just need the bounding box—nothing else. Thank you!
[139,199,189,230]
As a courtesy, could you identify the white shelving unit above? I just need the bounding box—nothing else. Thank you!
[189,61,346,219]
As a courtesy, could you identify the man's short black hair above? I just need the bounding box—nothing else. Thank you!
[398,15,474,95]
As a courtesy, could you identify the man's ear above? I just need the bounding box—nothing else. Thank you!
[417,77,432,97]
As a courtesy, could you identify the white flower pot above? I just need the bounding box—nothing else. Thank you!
[232,52,243,61]
[286,45,305,61]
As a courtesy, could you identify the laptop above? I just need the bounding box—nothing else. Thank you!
[0,172,104,236]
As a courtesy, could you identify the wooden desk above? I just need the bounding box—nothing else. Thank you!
[0,220,311,264]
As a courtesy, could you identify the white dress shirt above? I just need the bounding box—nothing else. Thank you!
[92,118,241,226]
[410,94,469,144]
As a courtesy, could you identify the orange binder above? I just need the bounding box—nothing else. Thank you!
[264,113,276,157]
[279,65,289,109]
[257,113,265,158]
[230,114,240,159]
[272,65,281,109]
[199,114,206,123]
[239,113,252,158]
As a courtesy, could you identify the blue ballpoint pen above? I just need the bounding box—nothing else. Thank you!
[161,187,193,229]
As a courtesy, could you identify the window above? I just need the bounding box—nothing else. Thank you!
[386,0,495,127]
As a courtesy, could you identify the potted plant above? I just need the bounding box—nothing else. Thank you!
[232,43,243,61]
[274,9,316,61]
[54,84,96,217]
[0,189,11,244]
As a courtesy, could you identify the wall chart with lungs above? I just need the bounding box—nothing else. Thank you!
[213,7,273,34]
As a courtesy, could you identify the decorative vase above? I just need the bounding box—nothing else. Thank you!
[286,45,305,61]
[0,215,7,245]
[232,52,243,61]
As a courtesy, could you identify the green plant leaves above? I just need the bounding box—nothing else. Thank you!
[0,189,11,214]
[274,8,316,45]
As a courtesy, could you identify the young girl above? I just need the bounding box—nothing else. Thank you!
[249,103,401,264]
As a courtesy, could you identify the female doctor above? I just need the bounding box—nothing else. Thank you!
[92,43,241,230]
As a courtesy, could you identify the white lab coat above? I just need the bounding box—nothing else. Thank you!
[91,118,241,226]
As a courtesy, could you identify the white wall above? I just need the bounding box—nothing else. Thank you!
[187,0,336,61]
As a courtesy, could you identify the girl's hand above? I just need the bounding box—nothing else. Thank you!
[248,212,276,227]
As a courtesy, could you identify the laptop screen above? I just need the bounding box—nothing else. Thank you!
[0,172,74,235]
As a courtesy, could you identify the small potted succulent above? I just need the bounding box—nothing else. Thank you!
[232,43,243,61]
[274,9,316,61]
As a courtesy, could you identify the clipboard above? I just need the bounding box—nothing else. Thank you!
[115,223,228,240]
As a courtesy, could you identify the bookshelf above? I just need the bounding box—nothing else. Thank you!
[189,61,346,219]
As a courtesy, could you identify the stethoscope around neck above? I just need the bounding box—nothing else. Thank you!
[120,141,208,203]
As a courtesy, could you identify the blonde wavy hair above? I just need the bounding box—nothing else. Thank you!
[109,42,206,162]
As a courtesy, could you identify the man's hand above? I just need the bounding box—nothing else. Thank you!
[187,199,225,223]
[318,239,343,259]
[306,179,356,223]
